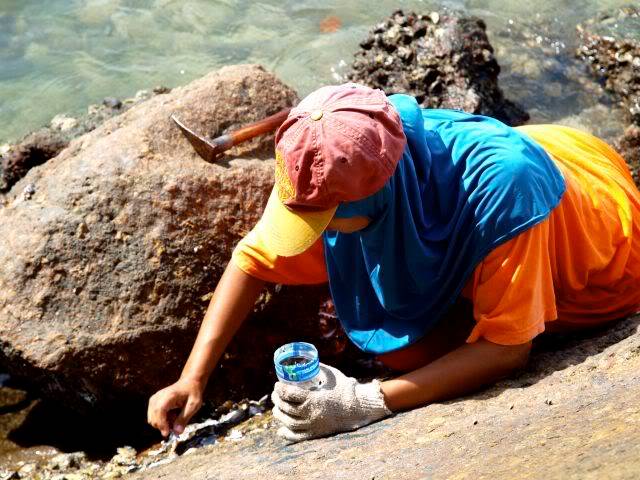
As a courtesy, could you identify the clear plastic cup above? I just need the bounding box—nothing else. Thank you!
[273,342,321,390]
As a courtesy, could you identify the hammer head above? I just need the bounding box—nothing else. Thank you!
[171,115,232,164]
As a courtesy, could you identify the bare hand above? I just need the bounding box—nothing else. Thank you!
[147,378,204,437]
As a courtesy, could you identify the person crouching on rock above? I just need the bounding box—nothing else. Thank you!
[148,83,640,442]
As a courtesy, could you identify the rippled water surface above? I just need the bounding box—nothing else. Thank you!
[0,0,633,143]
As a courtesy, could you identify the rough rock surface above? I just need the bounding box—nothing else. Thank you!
[0,89,168,194]
[131,315,640,480]
[577,7,640,125]
[576,7,640,190]
[616,125,640,188]
[0,64,373,412]
[347,9,529,126]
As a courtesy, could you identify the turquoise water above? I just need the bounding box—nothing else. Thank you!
[0,0,632,143]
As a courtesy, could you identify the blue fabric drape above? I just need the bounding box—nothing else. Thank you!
[322,94,566,354]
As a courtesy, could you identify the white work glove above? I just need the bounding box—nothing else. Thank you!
[271,363,392,442]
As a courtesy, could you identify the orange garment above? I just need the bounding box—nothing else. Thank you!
[232,125,640,346]
[232,220,327,285]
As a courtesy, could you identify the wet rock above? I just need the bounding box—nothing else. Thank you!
[577,7,640,190]
[144,397,267,458]
[15,463,36,477]
[0,470,20,480]
[102,97,123,110]
[0,86,173,194]
[615,125,640,188]
[50,115,79,132]
[348,9,529,126]
[577,6,640,125]
[49,452,87,471]
[21,183,36,201]
[133,90,151,102]
[110,446,137,467]
[152,86,171,95]
[0,64,356,412]
[50,474,87,480]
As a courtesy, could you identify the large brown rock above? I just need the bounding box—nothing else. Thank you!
[0,64,363,412]
[348,9,529,126]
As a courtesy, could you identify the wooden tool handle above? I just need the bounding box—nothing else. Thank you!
[230,108,291,145]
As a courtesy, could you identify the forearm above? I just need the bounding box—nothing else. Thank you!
[179,262,265,387]
[381,339,531,412]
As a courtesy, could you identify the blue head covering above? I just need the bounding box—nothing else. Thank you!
[322,94,565,355]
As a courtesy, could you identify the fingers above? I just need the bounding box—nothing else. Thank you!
[172,396,202,435]
[147,389,186,437]
[271,384,312,433]
[147,393,169,437]
[155,400,174,438]
[272,405,309,431]
[147,395,155,427]
[274,382,309,404]
[274,396,307,417]
[271,390,308,417]
[277,426,311,443]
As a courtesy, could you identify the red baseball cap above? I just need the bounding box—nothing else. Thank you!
[254,83,406,257]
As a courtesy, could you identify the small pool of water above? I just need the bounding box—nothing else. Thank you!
[0,0,632,143]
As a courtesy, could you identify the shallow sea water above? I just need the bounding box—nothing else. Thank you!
[0,0,633,143]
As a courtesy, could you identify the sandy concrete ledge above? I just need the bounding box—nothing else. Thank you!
[132,315,640,480]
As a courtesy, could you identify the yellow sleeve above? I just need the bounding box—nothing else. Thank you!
[231,223,328,285]
[465,219,558,345]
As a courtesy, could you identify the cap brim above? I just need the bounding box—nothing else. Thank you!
[254,187,337,257]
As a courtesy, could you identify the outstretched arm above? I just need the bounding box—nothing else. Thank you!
[180,262,266,386]
[381,339,532,411]
[271,337,532,442]
[147,262,265,436]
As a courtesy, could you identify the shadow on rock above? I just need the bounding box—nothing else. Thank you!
[6,397,158,462]
[472,315,640,402]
